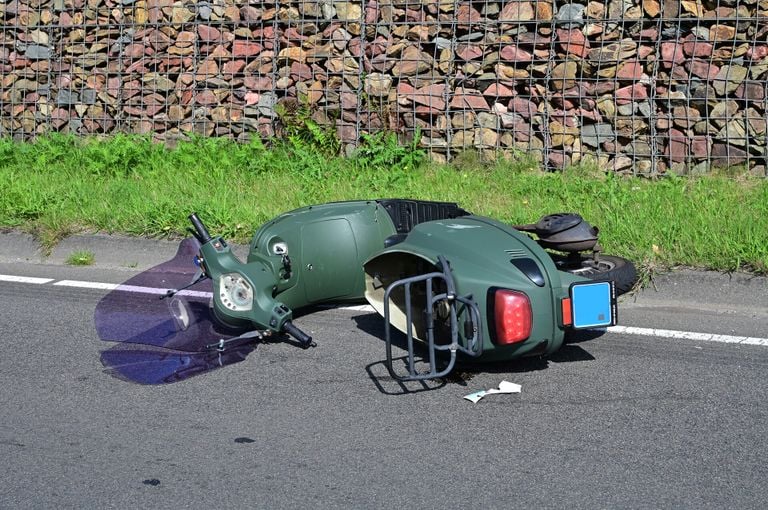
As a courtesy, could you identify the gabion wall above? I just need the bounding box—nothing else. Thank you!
[1,0,767,174]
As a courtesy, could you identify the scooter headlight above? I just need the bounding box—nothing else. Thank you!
[218,273,254,312]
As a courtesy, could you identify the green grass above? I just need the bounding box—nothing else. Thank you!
[65,250,95,266]
[0,133,766,274]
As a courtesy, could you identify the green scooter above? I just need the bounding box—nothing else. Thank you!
[179,199,636,381]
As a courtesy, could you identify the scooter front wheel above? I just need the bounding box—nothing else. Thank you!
[553,254,638,295]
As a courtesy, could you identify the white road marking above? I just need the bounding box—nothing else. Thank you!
[0,274,54,284]
[53,279,212,298]
[2,273,767,347]
[606,325,768,347]
[54,280,118,290]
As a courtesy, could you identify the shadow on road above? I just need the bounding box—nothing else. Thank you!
[353,312,600,395]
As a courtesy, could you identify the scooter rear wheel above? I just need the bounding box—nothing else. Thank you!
[553,254,638,296]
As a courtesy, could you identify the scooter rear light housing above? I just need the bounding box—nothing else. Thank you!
[493,289,532,345]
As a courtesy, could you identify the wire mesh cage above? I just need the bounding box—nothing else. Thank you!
[1,0,766,175]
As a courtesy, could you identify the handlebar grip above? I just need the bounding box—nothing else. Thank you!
[188,213,212,244]
[283,321,313,348]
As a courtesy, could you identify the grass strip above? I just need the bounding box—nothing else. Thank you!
[1,134,766,274]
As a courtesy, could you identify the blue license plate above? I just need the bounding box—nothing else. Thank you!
[570,281,617,329]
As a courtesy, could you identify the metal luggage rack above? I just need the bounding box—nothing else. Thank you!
[383,255,482,381]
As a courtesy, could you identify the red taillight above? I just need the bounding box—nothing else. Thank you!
[493,290,532,345]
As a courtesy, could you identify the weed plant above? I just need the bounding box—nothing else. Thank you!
[0,133,766,274]
[65,250,95,266]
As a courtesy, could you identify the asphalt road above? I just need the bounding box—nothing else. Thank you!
[1,236,767,509]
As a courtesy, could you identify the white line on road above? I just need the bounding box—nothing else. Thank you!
[53,279,212,298]
[606,325,768,346]
[0,274,54,284]
[54,280,119,290]
[2,273,767,347]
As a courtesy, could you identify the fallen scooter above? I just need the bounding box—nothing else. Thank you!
[95,199,637,383]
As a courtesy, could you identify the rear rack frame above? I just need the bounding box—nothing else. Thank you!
[383,255,483,381]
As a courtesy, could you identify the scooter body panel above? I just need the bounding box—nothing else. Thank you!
[247,201,397,309]
[363,215,584,360]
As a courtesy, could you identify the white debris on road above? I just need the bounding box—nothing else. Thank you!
[464,380,522,403]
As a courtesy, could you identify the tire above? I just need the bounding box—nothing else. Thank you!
[552,254,638,296]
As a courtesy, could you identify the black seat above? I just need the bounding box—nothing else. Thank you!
[377,199,470,234]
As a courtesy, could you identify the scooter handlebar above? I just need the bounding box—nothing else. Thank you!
[188,213,212,244]
[283,321,313,348]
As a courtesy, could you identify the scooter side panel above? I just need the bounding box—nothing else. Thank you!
[247,201,398,309]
